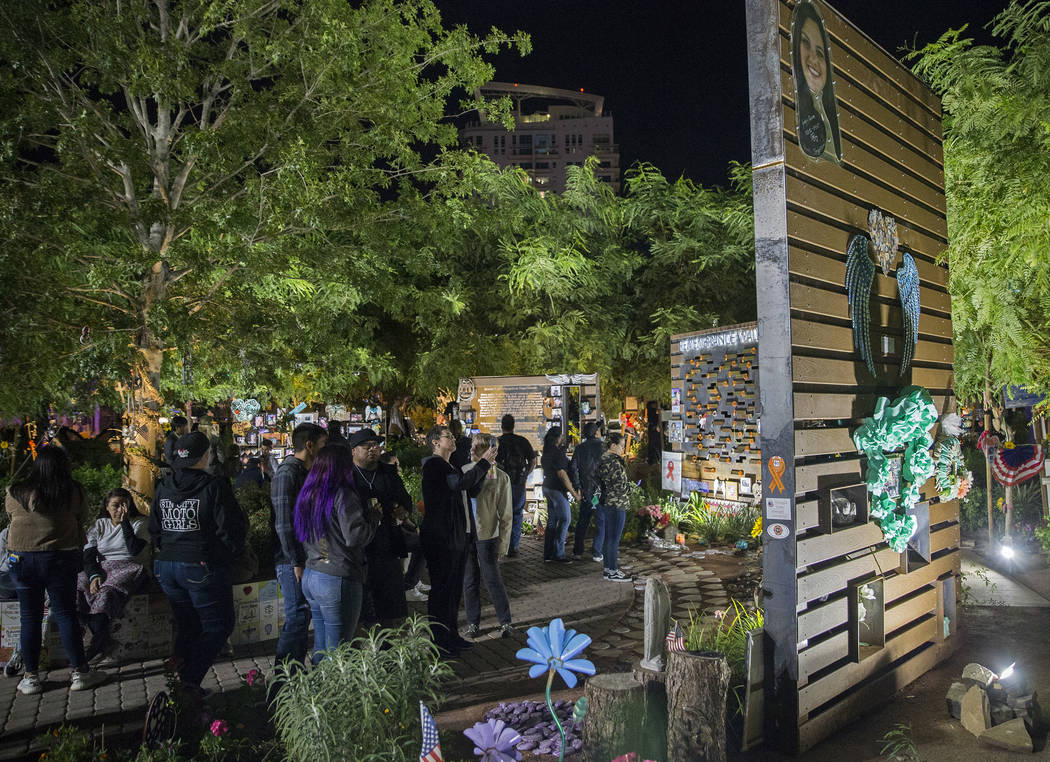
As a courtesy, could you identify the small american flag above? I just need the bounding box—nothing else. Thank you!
[666,621,685,653]
[419,701,443,762]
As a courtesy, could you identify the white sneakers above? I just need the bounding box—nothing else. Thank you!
[406,581,429,601]
[70,669,108,691]
[17,673,42,695]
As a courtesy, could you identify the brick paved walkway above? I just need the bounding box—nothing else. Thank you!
[0,535,744,760]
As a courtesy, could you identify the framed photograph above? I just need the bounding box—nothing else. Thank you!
[739,476,753,495]
[668,419,684,443]
[671,387,682,414]
[790,0,843,164]
[725,481,738,501]
[235,435,246,445]
[266,414,277,426]
[464,410,475,424]
[882,455,903,499]
[349,412,363,423]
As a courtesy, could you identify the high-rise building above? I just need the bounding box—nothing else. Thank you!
[460,82,620,193]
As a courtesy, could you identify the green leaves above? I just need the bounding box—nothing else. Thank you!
[912,1,1050,400]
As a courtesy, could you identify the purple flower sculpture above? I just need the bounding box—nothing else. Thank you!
[515,617,596,689]
[515,618,596,762]
[464,718,522,762]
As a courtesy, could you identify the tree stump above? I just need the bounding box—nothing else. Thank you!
[665,650,731,762]
[583,672,667,762]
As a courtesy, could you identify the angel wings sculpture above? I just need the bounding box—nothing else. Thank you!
[845,210,920,378]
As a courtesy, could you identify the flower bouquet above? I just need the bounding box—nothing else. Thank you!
[637,504,671,537]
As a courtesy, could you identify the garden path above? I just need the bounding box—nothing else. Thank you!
[0,534,746,760]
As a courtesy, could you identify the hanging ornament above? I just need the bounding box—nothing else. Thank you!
[231,398,261,423]
[934,414,971,501]
[80,326,91,345]
[868,208,899,275]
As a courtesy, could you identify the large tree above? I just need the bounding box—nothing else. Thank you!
[0,0,526,498]
[912,0,1050,404]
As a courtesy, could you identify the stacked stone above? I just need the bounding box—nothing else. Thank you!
[945,662,1040,753]
[484,699,583,756]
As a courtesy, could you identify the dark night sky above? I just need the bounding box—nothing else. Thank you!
[443,1,1004,187]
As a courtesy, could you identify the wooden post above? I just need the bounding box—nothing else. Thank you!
[583,673,666,762]
[666,650,731,762]
[985,368,995,548]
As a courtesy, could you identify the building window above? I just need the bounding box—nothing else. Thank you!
[536,162,549,169]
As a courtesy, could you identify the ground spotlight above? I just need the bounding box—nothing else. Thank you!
[1001,545,1015,560]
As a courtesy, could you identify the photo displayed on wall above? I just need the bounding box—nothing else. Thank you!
[791,0,843,164]
[671,387,682,414]
[669,419,684,443]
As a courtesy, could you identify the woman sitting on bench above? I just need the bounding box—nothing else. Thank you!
[77,488,151,662]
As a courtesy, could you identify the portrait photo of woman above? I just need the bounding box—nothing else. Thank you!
[791,0,843,164]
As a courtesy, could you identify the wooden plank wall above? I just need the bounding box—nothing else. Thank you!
[756,0,961,752]
[669,323,762,502]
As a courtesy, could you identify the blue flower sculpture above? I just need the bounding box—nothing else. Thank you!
[516,617,596,689]
[464,718,522,762]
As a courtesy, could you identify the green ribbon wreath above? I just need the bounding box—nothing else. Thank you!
[852,386,939,552]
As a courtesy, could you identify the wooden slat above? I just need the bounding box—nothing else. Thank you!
[777,35,943,151]
[795,458,862,495]
[797,522,884,567]
[884,550,960,602]
[798,598,848,642]
[789,247,951,314]
[787,211,948,285]
[782,102,945,217]
[798,498,819,532]
[786,143,947,240]
[795,427,855,458]
[797,638,954,752]
[791,319,954,366]
[791,282,953,340]
[799,631,850,683]
[793,392,951,421]
[787,174,946,250]
[798,616,937,715]
[793,355,955,391]
[930,523,961,554]
[783,93,945,193]
[797,547,900,604]
[930,500,958,525]
[885,587,937,633]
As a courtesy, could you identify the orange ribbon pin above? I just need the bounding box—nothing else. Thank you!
[768,455,786,494]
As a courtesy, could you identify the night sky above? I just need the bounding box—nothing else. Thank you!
[444,1,1005,187]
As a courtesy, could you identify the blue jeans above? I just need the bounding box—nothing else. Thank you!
[573,496,606,557]
[463,538,512,627]
[8,550,86,673]
[275,563,311,665]
[542,488,571,560]
[601,506,627,573]
[509,482,527,551]
[301,568,362,664]
[154,560,234,687]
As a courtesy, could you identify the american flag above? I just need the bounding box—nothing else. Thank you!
[419,701,443,762]
[666,621,685,653]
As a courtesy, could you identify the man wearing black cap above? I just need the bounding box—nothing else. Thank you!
[348,429,413,625]
[149,431,246,698]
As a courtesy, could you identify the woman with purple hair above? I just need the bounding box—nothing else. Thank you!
[294,445,379,663]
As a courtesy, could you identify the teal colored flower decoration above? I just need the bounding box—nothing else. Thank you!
[516,618,595,689]
[852,386,938,552]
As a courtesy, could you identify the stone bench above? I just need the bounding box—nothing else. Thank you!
[0,578,286,668]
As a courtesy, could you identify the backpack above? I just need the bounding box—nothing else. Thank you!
[498,434,530,484]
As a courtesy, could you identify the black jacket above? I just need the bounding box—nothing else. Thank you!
[420,455,489,552]
[354,462,412,559]
[149,468,246,566]
[570,437,604,499]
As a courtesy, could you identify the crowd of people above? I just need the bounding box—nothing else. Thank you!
[1,409,633,698]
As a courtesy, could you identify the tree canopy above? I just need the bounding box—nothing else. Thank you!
[912,0,1050,403]
[0,0,754,439]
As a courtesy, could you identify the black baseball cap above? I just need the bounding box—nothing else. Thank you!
[347,429,383,449]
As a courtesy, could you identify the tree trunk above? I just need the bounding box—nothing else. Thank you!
[666,650,731,762]
[124,347,165,512]
[1005,484,1013,540]
[583,672,667,762]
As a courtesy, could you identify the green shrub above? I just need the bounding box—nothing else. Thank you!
[73,463,124,516]
[234,483,275,577]
[271,616,452,762]
[1035,524,1050,556]
[385,437,431,470]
